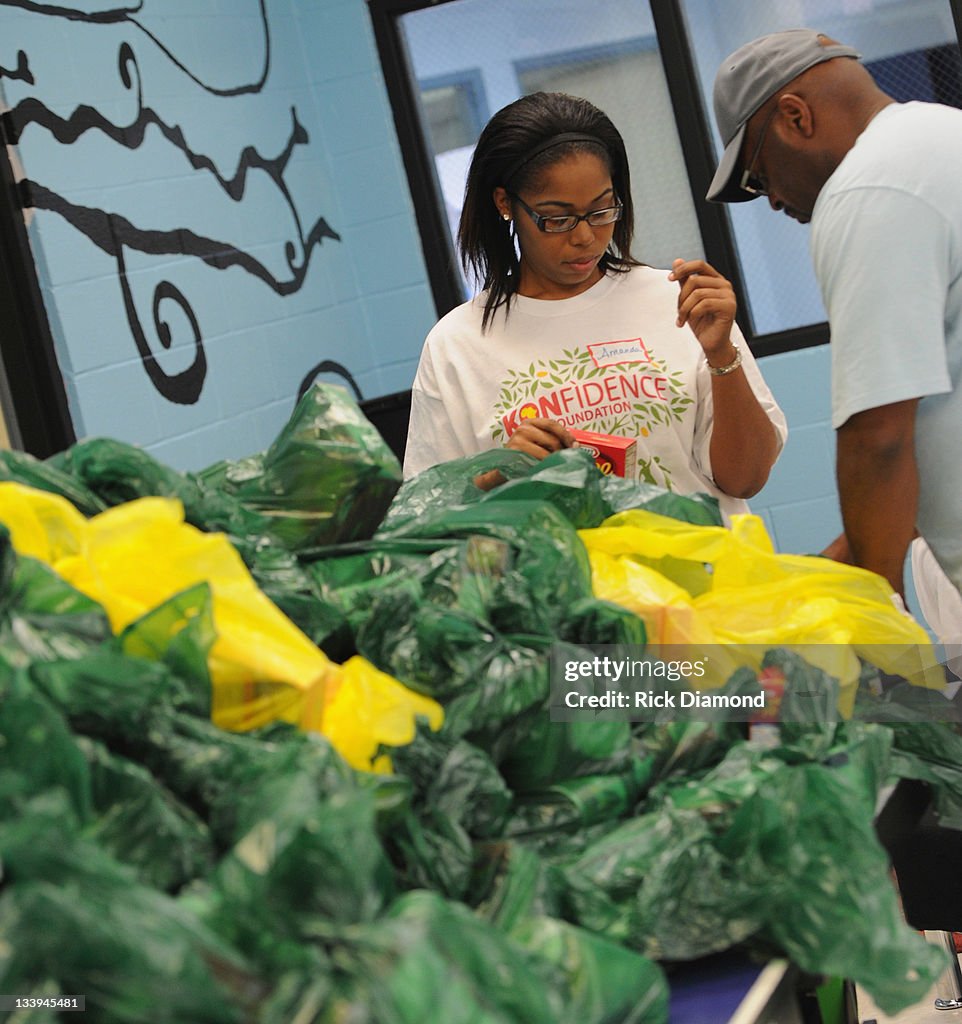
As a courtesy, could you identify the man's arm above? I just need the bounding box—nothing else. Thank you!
[835,399,919,597]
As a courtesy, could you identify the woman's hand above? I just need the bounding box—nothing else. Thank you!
[670,257,779,498]
[473,417,574,491]
[669,258,738,367]
[505,417,575,459]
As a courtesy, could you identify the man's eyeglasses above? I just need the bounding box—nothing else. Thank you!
[739,104,779,197]
[509,192,623,233]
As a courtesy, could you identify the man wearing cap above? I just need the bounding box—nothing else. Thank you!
[707,27,962,609]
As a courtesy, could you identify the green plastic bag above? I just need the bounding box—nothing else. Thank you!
[48,436,204,511]
[0,792,249,1024]
[368,500,595,639]
[370,890,668,1024]
[0,668,92,823]
[877,716,962,829]
[48,437,275,550]
[505,760,656,837]
[272,843,674,1024]
[477,448,722,528]
[244,544,352,658]
[131,710,351,848]
[512,915,670,1024]
[389,729,513,841]
[385,729,514,899]
[562,729,947,1016]
[199,383,401,550]
[349,889,571,1024]
[475,839,562,930]
[116,582,216,717]
[208,735,394,935]
[561,596,648,647]
[312,502,596,695]
[475,841,671,1024]
[80,736,215,892]
[378,448,539,534]
[0,447,107,515]
[732,754,945,1016]
[313,506,644,792]
[381,447,722,535]
[0,529,112,671]
[28,649,201,747]
[493,691,635,795]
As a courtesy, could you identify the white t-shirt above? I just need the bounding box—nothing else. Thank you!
[813,101,962,595]
[404,266,787,519]
[911,537,962,682]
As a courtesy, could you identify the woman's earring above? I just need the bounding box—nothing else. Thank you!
[502,213,511,222]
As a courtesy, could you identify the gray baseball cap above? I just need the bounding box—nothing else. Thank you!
[706,28,860,203]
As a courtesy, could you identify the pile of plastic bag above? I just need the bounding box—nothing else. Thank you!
[1,385,960,1023]
[581,507,943,715]
[0,483,440,770]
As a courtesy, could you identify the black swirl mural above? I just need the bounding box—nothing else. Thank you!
[1,49,32,84]
[1,0,342,404]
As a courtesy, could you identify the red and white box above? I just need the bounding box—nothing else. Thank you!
[570,428,637,478]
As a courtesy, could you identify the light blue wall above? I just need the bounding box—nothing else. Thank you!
[1,0,436,471]
[749,346,840,555]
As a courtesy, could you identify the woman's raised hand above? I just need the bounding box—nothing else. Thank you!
[668,258,738,365]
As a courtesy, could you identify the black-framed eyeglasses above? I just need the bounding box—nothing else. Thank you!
[508,192,623,233]
[739,104,779,197]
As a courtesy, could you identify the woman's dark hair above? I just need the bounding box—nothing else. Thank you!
[458,91,640,330]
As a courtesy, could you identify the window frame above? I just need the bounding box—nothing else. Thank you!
[0,112,76,455]
[513,35,658,91]
[646,0,834,355]
[368,0,466,318]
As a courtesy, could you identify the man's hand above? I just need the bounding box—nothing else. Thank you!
[820,532,854,564]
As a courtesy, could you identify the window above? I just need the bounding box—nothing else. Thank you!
[372,0,962,351]
[415,72,487,263]
[867,42,962,105]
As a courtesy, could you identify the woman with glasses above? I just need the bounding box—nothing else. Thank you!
[403,91,786,517]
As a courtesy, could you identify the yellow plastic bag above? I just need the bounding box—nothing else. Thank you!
[314,655,443,775]
[580,509,942,715]
[0,482,441,770]
[584,548,715,648]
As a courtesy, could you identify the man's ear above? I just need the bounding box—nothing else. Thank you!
[777,93,814,138]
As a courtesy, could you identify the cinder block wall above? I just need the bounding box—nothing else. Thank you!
[749,345,841,555]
